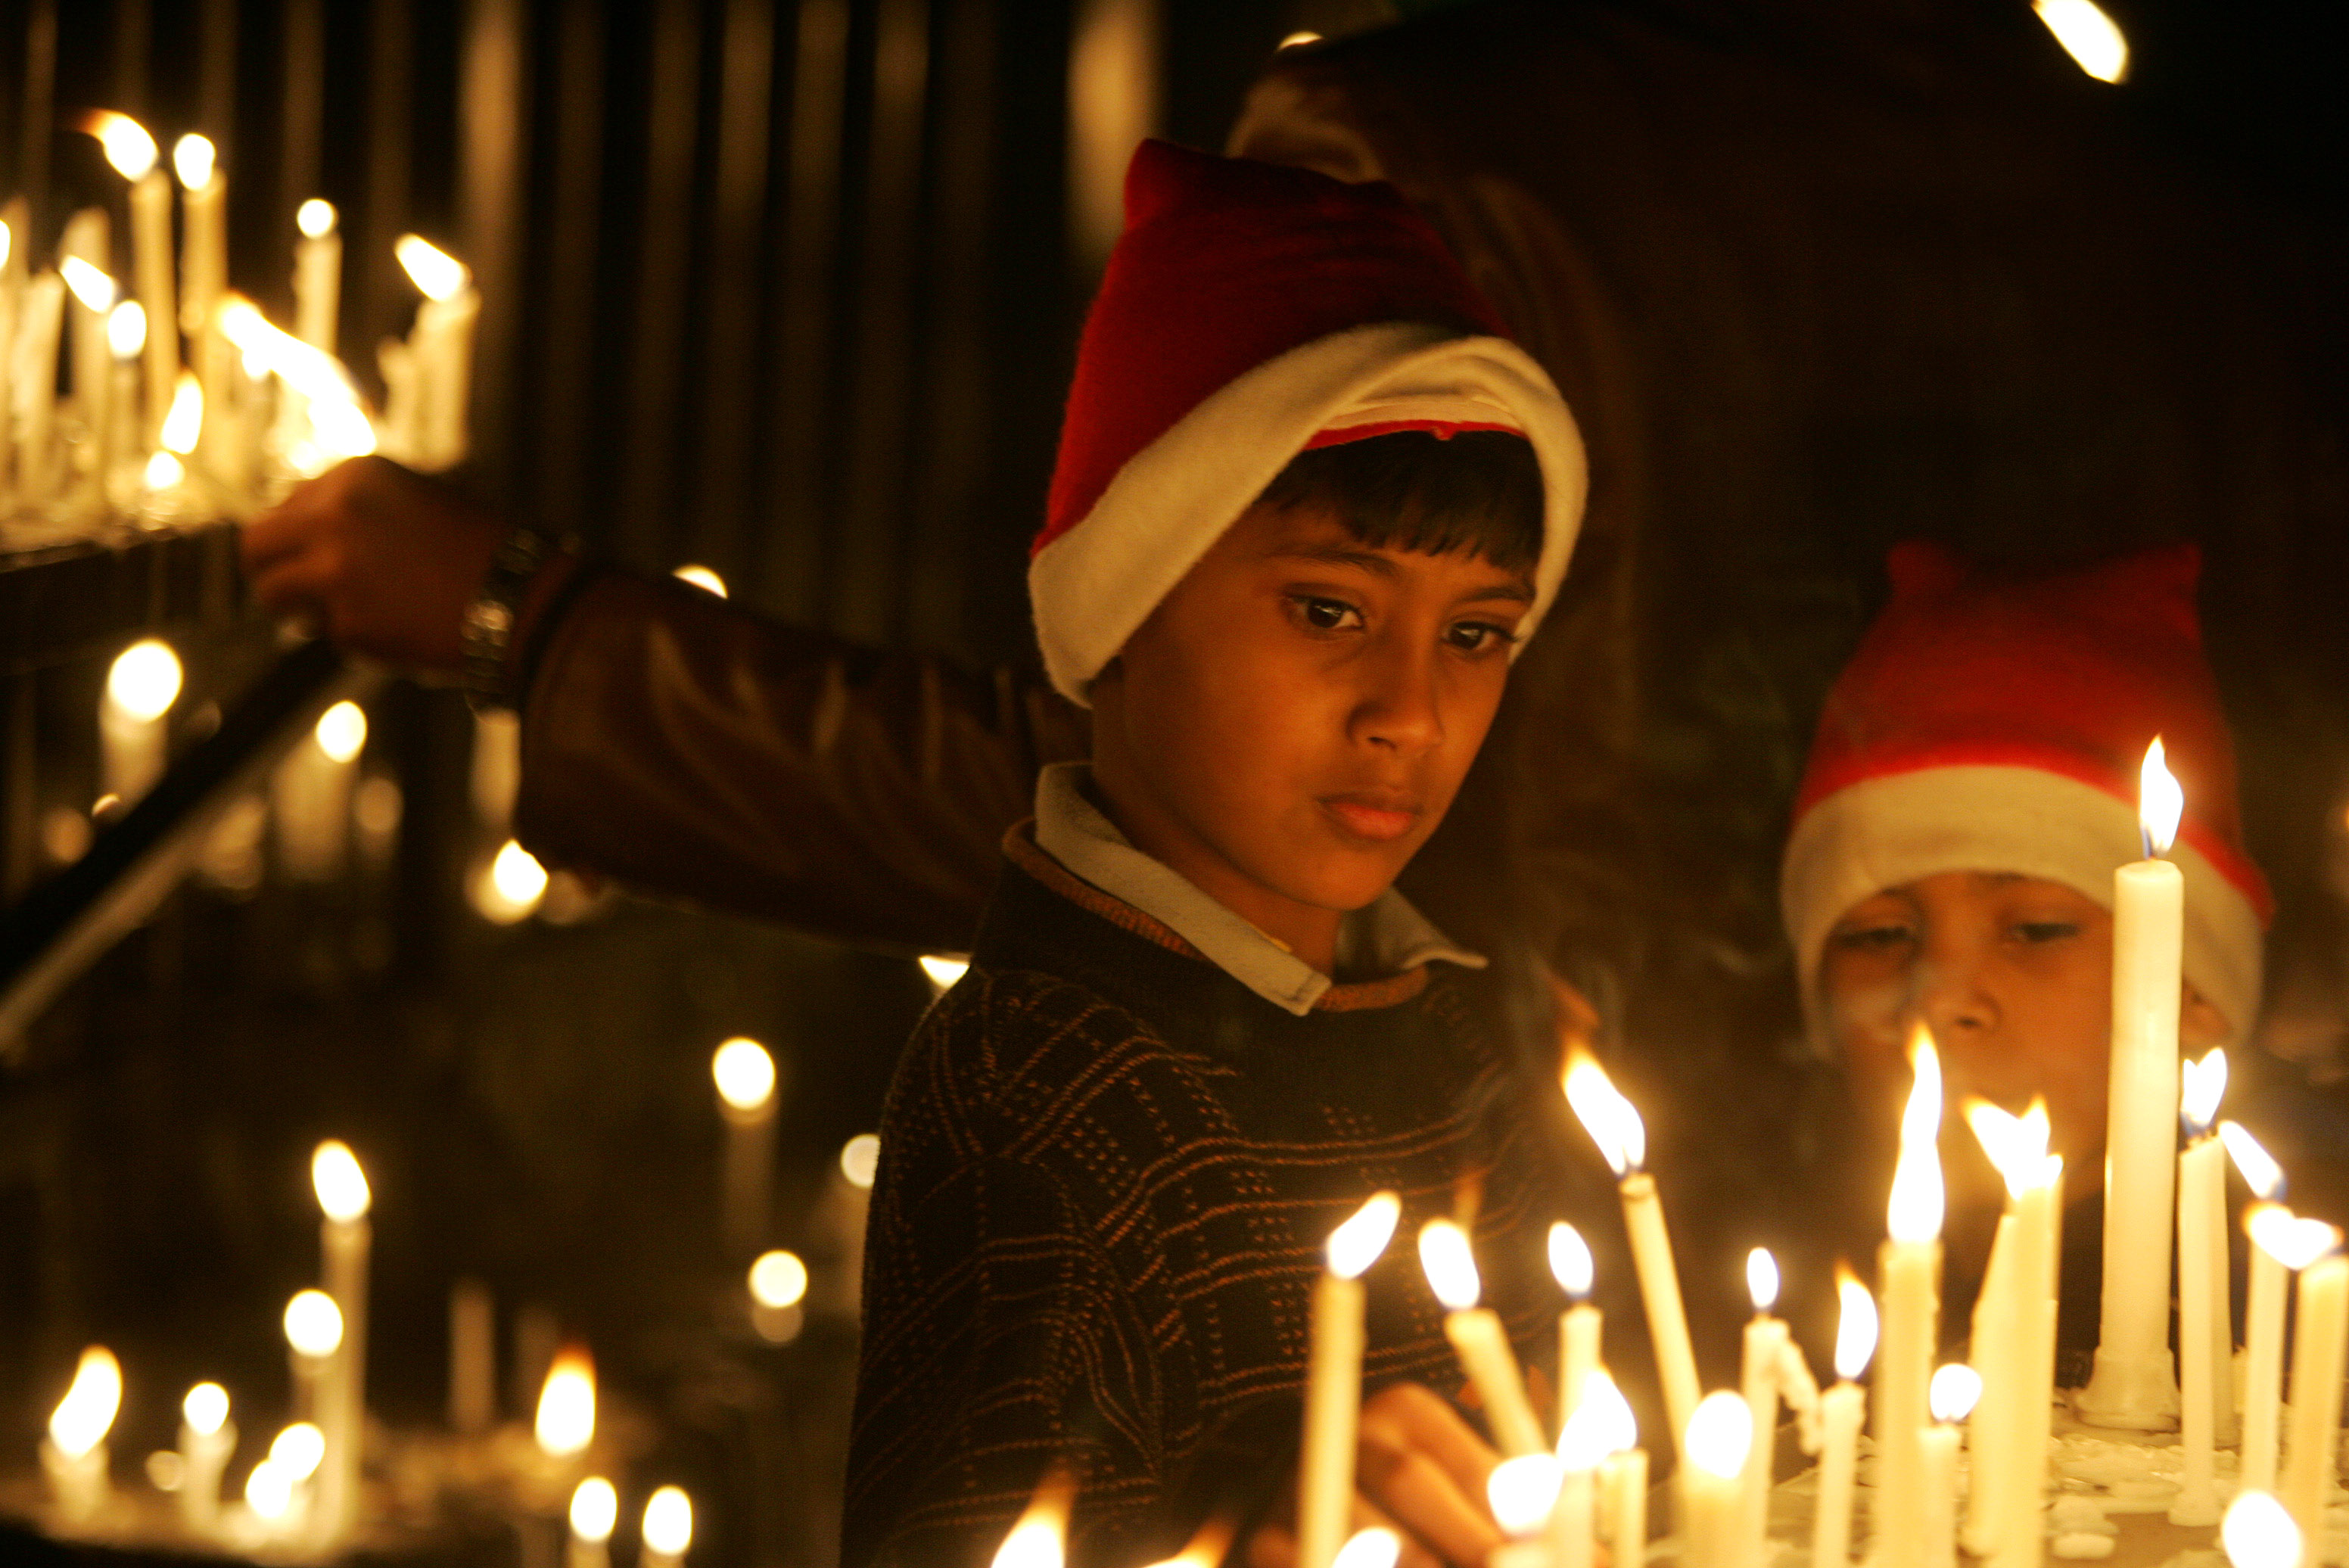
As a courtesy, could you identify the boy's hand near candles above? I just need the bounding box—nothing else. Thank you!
[1248,1384,1510,1568]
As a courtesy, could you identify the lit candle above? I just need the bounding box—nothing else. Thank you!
[1922,1364,1981,1568]
[394,235,480,471]
[268,1422,325,1538]
[60,216,116,498]
[312,1140,371,1540]
[713,1038,779,1260]
[176,1383,236,1538]
[1487,1451,1561,1561]
[1300,1192,1400,1568]
[0,208,18,509]
[2240,1204,2330,1497]
[88,114,177,450]
[2173,1048,2232,1525]
[2279,1247,2348,1547]
[1962,1098,2063,1567]
[991,1465,1072,1568]
[106,300,145,502]
[274,701,368,882]
[1565,1053,1700,1451]
[16,269,67,506]
[1332,1529,1399,1568]
[1549,1221,1601,1433]
[2222,1489,2304,1568]
[1875,1025,1944,1568]
[1681,1392,1753,1568]
[641,1486,694,1568]
[1582,1372,1645,1568]
[294,201,341,353]
[2080,739,2187,1428]
[1737,1248,1786,1568]
[1417,1218,1547,1457]
[537,1346,597,1467]
[41,1347,121,1526]
[749,1248,811,1343]
[173,136,231,478]
[1811,1272,1876,1568]
[568,1476,618,1568]
[1548,1403,1610,1568]
[101,638,182,803]
[283,1288,344,1431]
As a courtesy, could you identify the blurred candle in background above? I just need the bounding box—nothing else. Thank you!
[89,114,177,447]
[641,1486,693,1568]
[568,1477,618,1568]
[1738,1248,1787,1568]
[448,1278,496,1433]
[393,235,478,471]
[713,1037,779,1261]
[313,1141,372,1540]
[1549,1221,1601,1433]
[294,201,341,353]
[17,269,67,506]
[59,217,115,496]
[42,1347,122,1526]
[283,1289,343,1428]
[101,638,181,803]
[275,700,367,882]
[177,1382,235,1537]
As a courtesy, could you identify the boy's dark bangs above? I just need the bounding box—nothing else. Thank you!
[1255,430,1544,575]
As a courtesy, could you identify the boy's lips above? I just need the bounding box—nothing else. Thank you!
[1318,792,1423,843]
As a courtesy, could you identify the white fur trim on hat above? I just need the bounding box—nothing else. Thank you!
[1028,321,1588,705]
[1781,766,2265,1047]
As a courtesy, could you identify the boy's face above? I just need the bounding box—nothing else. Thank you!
[1089,499,1533,959]
[1820,870,2227,1207]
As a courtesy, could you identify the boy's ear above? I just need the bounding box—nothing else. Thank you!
[2181,980,2230,1052]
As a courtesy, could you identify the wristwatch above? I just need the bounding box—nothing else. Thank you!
[461,524,562,714]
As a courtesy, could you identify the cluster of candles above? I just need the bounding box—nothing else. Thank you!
[0,107,477,527]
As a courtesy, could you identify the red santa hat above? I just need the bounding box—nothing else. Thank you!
[1781,541,2272,1043]
[1030,140,1587,703]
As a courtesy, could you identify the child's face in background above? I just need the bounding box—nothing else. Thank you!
[1089,500,1532,963]
[1820,870,2227,1209]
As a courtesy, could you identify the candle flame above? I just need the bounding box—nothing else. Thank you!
[1417,1218,1481,1311]
[1747,1247,1780,1312]
[395,234,472,302]
[48,1347,122,1459]
[269,1421,325,1481]
[1929,1364,1983,1423]
[1963,1097,2057,1200]
[1834,1268,1878,1381]
[919,953,969,991]
[182,1382,229,1436]
[217,294,364,403]
[1887,1025,1943,1243]
[479,838,549,921]
[2247,1206,2340,1272]
[2181,1048,2229,1134]
[2140,738,2184,856]
[309,395,379,460]
[315,701,369,765]
[535,1345,596,1457]
[2222,1489,2302,1568]
[1563,1052,1645,1177]
[1326,1191,1401,1280]
[0,221,11,271]
[84,111,158,180]
[1575,1367,1638,1454]
[145,451,185,490]
[60,257,117,313]
[245,1460,294,1520]
[2033,0,2130,85]
[642,1486,694,1557]
[108,299,147,359]
[1137,1516,1237,1568]
[1684,1392,1753,1480]
[160,372,203,453]
[312,1138,372,1220]
[1548,1221,1595,1299]
[297,199,338,240]
[991,1462,1074,1568]
[842,1132,882,1188]
[750,1249,810,1308]
[1486,1453,1563,1537]
[713,1037,777,1112]
[674,564,729,598]
[283,1289,344,1357]
[107,639,182,723]
[1332,1528,1401,1568]
[2221,1121,2285,1200]
[1556,1393,1616,1470]
[173,135,216,191]
[570,1477,618,1544]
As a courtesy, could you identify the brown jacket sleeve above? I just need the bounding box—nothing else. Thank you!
[512,567,1088,953]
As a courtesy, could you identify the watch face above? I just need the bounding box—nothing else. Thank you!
[465,601,512,637]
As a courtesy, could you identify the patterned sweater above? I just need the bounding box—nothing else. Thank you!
[844,829,1580,1568]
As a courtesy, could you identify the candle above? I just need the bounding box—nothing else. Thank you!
[59,214,115,500]
[2222,1490,2304,1568]
[449,1278,497,1433]
[2240,1205,2332,1496]
[536,1345,597,1462]
[1681,1392,1753,1568]
[1300,1192,1399,1568]
[1737,1248,1787,1568]
[267,1422,325,1537]
[1812,1271,1875,1568]
[568,1476,618,1568]
[1923,1364,1980,1568]
[312,1140,371,1539]
[2173,1048,2232,1525]
[283,1289,344,1431]
[101,638,182,803]
[1962,1098,2063,1568]
[16,270,66,505]
[107,300,145,502]
[1417,1218,1547,1456]
[2080,739,2187,1428]
[1487,1452,1562,1545]
[294,201,341,353]
[1549,1404,1610,1568]
[86,114,177,448]
[394,235,480,471]
[177,1383,236,1538]
[275,702,368,881]
[1577,1370,1644,1567]
[1332,1529,1399,1568]
[1564,1053,1700,1451]
[713,1038,779,1260]
[2279,1249,2348,1547]
[1873,1025,1943,1568]
[642,1486,694,1568]
[173,137,231,478]
[0,208,18,509]
[42,1347,121,1527]
[749,1248,811,1343]
[992,1465,1073,1568]
[1548,1221,1601,1433]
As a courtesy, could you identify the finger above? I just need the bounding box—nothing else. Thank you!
[1373,1385,1503,1513]
[246,552,337,622]
[1354,1433,1501,1568]
[240,499,318,575]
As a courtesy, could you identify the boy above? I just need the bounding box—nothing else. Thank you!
[1780,541,2270,1263]
[844,142,1589,1568]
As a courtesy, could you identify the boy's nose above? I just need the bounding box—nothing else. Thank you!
[1912,953,1999,1041]
[1351,642,1445,754]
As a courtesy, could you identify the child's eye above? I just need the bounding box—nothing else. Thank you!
[1830,921,1915,954]
[1445,620,1518,655]
[2008,919,2082,945]
[1288,595,1364,633]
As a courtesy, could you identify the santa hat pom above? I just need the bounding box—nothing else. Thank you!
[1784,540,2270,1042]
[1030,141,1588,703]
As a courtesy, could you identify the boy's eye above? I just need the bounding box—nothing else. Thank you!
[2008,919,2083,945]
[1830,920,1915,954]
[1289,595,1363,633]
[1444,620,1517,655]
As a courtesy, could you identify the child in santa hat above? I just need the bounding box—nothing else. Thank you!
[1782,540,2271,1254]
[845,142,1590,1567]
